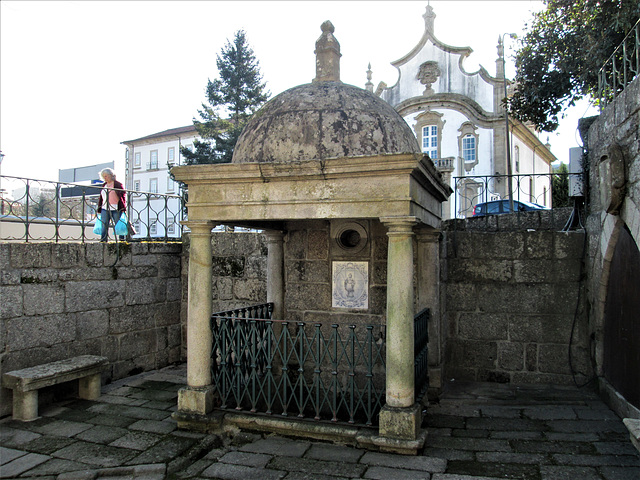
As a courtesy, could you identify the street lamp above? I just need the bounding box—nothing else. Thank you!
[501,33,517,213]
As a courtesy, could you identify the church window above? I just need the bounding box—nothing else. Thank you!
[462,135,476,162]
[422,125,438,159]
[458,122,479,172]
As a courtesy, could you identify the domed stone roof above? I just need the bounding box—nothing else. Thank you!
[232,82,421,164]
[232,21,421,164]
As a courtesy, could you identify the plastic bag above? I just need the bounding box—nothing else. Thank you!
[115,213,128,236]
[93,216,104,235]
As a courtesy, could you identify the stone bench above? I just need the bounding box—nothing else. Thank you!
[2,355,108,421]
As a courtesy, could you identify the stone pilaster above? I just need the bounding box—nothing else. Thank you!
[379,216,420,441]
[178,220,214,415]
[416,228,443,391]
[265,231,285,320]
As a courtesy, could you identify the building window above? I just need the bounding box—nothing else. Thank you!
[134,152,141,168]
[133,220,140,234]
[462,135,476,162]
[168,147,175,166]
[168,223,176,235]
[148,150,158,170]
[134,180,140,192]
[458,122,479,172]
[149,178,158,193]
[529,177,534,202]
[414,110,444,162]
[167,176,174,192]
[515,146,520,173]
[150,221,157,235]
[422,125,438,159]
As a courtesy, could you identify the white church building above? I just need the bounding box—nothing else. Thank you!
[371,5,556,219]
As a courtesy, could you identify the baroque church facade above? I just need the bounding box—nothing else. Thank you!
[370,5,556,219]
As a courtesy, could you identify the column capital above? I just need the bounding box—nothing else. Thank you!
[380,216,418,235]
[263,230,285,244]
[181,220,215,235]
[416,227,441,243]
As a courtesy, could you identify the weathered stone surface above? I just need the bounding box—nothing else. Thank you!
[6,315,76,350]
[22,283,65,316]
[74,310,109,340]
[10,243,52,268]
[232,82,420,164]
[1,285,23,319]
[65,280,126,312]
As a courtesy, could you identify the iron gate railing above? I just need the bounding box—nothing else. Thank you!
[598,18,640,110]
[0,175,184,242]
[210,304,386,426]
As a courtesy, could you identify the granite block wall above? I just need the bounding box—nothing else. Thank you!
[0,242,182,417]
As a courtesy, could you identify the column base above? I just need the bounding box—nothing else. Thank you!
[177,386,214,415]
[378,403,422,441]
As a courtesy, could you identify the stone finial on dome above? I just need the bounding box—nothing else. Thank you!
[314,20,341,83]
[365,63,373,92]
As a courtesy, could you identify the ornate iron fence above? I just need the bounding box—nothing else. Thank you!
[598,18,640,109]
[453,172,580,219]
[210,304,387,426]
[0,175,184,242]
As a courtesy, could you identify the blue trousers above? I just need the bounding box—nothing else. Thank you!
[100,209,122,242]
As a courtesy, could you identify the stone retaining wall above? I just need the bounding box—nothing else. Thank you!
[440,225,590,385]
[0,242,182,417]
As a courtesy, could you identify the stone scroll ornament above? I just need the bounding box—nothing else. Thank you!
[417,61,441,96]
[332,261,368,309]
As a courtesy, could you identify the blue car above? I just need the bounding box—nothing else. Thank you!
[472,199,549,216]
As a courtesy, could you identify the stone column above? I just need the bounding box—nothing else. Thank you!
[379,216,420,440]
[416,228,442,391]
[265,231,285,320]
[178,220,214,415]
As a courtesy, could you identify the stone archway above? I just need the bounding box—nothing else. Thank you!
[594,199,640,411]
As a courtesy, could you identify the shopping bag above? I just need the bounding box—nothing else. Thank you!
[93,216,104,235]
[115,213,129,236]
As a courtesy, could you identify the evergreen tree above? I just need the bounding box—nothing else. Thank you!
[508,0,639,132]
[182,30,269,165]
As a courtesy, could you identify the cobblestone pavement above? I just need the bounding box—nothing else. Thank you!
[1,364,639,479]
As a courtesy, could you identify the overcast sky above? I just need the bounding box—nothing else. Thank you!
[0,0,597,191]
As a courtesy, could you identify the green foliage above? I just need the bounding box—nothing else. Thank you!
[182,30,270,165]
[552,162,571,208]
[508,0,640,132]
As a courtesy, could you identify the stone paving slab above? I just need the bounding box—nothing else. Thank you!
[200,462,286,480]
[364,465,431,479]
[1,366,639,479]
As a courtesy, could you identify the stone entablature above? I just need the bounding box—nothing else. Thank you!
[171,154,450,229]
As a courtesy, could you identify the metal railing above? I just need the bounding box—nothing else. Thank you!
[453,172,578,219]
[0,175,184,242]
[598,18,640,109]
[210,304,386,426]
